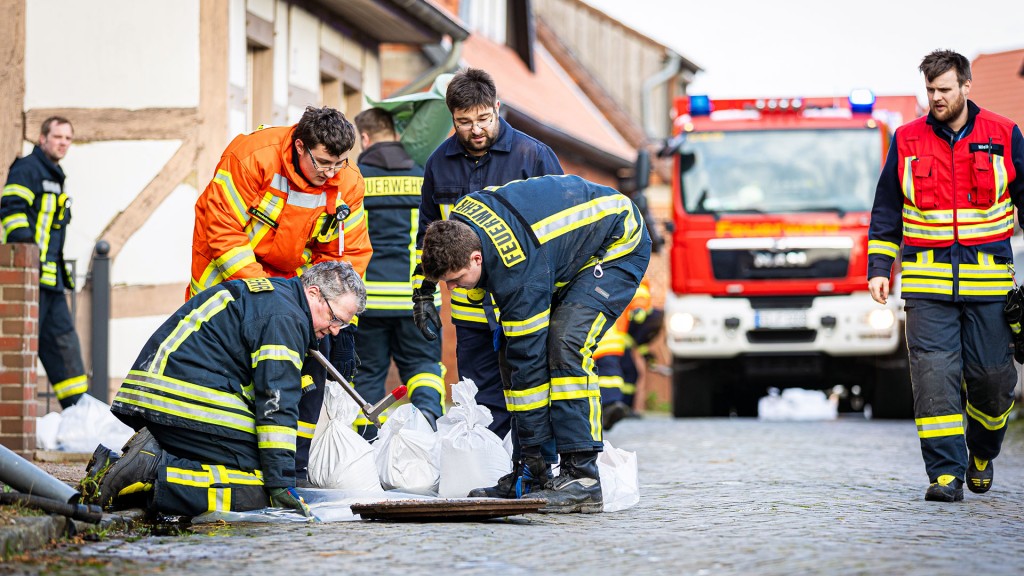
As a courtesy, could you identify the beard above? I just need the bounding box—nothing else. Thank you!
[457,130,496,154]
[931,89,966,124]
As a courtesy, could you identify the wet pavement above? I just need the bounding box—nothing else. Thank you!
[5,414,1024,575]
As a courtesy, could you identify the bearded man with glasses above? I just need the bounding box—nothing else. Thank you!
[413,68,563,467]
[188,106,371,482]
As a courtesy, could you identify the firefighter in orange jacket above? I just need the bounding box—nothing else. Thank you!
[189,106,371,478]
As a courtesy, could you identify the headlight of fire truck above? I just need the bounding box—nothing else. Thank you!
[866,308,896,331]
[669,311,698,334]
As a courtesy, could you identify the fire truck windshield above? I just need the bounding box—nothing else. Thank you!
[678,128,881,215]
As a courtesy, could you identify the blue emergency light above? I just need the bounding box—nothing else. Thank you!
[689,95,712,116]
[848,89,875,114]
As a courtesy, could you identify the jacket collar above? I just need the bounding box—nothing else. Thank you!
[926,100,980,142]
[31,145,65,180]
[358,141,415,170]
[280,126,344,192]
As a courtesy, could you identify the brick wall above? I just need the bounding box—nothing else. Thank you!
[0,243,39,456]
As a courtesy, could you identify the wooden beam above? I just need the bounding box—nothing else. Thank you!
[24,108,198,143]
[0,0,26,186]
[198,0,230,187]
[98,133,198,262]
[112,282,188,319]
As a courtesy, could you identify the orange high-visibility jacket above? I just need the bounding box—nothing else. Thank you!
[189,126,371,298]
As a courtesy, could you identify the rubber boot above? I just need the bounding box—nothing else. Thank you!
[966,454,993,494]
[467,448,551,498]
[924,474,963,502]
[97,428,163,510]
[602,401,631,432]
[535,452,603,513]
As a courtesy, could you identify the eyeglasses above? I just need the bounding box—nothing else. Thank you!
[303,143,349,176]
[321,293,348,327]
[453,111,496,132]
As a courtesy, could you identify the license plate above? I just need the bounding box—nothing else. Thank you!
[754,310,807,329]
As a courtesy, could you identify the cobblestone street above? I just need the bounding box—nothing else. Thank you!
[7,415,1024,575]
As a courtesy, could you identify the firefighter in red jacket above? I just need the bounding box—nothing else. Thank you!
[189,106,371,478]
[868,50,1024,502]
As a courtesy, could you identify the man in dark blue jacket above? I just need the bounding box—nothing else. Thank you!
[412,68,563,444]
[1,116,87,408]
[421,175,651,513]
[352,108,444,432]
[89,260,365,518]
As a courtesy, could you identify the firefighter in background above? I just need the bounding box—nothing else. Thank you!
[421,175,651,513]
[413,68,563,446]
[351,107,445,433]
[87,261,365,517]
[188,106,371,478]
[868,50,1024,502]
[622,295,665,413]
[595,278,656,430]
[1,116,88,408]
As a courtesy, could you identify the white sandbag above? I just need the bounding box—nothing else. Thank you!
[55,393,134,453]
[373,403,438,493]
[307,381,382,492]
[598,441,640,512]
[758,388,838,421]
[435,378,512,497]
[502,430,514,457]
[36,411,62,450]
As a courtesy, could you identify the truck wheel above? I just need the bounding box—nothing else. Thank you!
[870,342,914,419]
[672,359,727,417]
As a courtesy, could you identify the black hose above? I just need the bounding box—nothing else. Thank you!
[0,491,104,524]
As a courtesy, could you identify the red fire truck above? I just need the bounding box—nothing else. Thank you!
[662,92,914,418]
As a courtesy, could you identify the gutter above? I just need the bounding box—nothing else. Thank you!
[641,51,682,139]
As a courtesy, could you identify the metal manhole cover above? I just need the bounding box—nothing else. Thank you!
[350,498,546,521]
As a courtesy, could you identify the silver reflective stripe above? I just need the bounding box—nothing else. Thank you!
[114,389,255,432]
[126,371,251,412]
[505,388,549,407]
[149,289,234,373]
[917,420,962,433]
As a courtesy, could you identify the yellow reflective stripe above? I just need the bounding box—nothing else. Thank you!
[868,240,899,258]
[451,304,488,323]
[215,245,259,281]
[621,382,636,395]
[363,175,423,196]
[214,170,248,227]
[167,465,263,487]
[966,401,1014,431]
[407,372,446,398]
[598,375,625,390]
[504,382,551,411]
[250,345,303,370]
[916,413,964,438]
[257,425,297,450]
[343,204,366,232]
[532,194,634,244]
[248,192,284,246]
[1,214,29,236]
[296,420,316,439]
[149,289,234,374]
[35,192,56,259]
[501,308,550,337]
[208,465,231,512]
[366,296,416,310]
[902,156,916,205]
[2,183,34,203]
[52,375,88,400]
[117,482,153,497]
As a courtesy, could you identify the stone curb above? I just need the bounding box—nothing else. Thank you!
[0,508,145,560]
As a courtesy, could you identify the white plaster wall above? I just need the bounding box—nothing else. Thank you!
[52,141,183,287]
[273,0,291,122]
[247,0,275,21]
[110,315,170,380]
[320,24,344,60]
[288,5,321,96]
[111,183,197,287]
[362,53,382,106]
[25,0,200,109]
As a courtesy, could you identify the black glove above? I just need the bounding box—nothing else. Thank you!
[420,409,439,432]
[413,281,441,341]
[330,326,359,381]
[267,487,312,517]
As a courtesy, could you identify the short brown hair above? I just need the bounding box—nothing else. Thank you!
[421,219,482,281]
[445,68,497,113]
[919,49,972,84]
[294,106,355,156]
[41,116,72,137]
[353,107,395,138]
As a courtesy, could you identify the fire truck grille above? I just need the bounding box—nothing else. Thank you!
[710,248,849,280]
